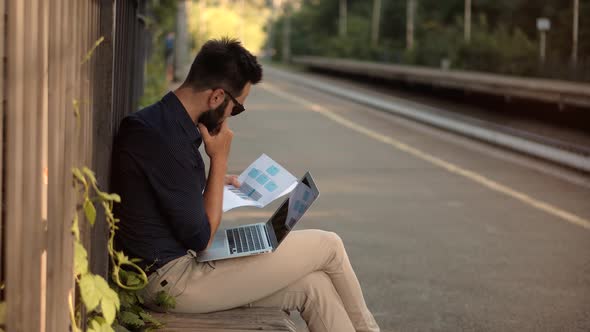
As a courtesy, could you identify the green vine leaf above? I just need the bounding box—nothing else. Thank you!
[125,273,141,287]
[72,213,81,242]
[71,165,153,329]
[135,293,144,305]
[74,242,89,276]
[119,311,145,328]
[113,324,131,332]
[87,316,114,332]
[113,324,132,332]
[155,291,176,311]
[116,251,129,265]
[95,276,120,325]
[118,290,136,309]
[139,311,162,327]
[72,167,87,187]
[81,36,105,65]
[0,301,6,324]
[79,274,101,312]
[84,198,97,225]
[82,167,97,186]
[97,191,121,203]
[73,99,81,120]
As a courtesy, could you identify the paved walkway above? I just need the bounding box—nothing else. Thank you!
[170,66,590,331]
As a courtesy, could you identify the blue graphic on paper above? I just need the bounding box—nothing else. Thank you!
[248,168,261,179]
[256,174,269,185]
[294,201,301,211]
[238,183,262,201]
[303,191,310,201]
[299,204,306,214]
[264,181,278,192]
[266,165,280,176]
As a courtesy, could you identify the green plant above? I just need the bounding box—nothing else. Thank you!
[70,33,174,331]
[0,300,5,332]
[71,167,123,332]
[72,166,174,331]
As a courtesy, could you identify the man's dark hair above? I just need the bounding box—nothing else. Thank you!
[181,37,262,96]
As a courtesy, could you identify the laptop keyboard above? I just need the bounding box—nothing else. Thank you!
[227,225,266,254]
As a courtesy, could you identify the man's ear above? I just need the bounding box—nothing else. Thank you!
[208,88,225,109]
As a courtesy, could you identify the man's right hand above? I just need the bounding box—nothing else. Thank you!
[198,121,233,162]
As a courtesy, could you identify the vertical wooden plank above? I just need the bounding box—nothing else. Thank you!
[112,0,123,131]
[46,0,61,325]
[78,5,94,329]
[79,0,89,259]
[129,1,138,112]
[86,0,95,169]
[32,0,44,326]
[21,0,43,329]
[45,0,61,328]
[77,0,92,167]
[60,0,76,326]
[46,0,70,328]
[91,0,115,278]
[5,0,26,329]
[113,0,133,128]
[0,0,6,291]
[39,0,50,330]
[76,3,90,329]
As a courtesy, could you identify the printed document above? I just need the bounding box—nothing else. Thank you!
[223,154,297,212]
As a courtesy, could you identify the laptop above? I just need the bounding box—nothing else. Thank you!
[197,172,319,262]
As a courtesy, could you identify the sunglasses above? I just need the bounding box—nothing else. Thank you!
[224,90,245,116]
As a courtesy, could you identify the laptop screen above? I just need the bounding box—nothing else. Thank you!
[267,173,319,245]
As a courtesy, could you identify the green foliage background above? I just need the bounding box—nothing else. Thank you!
[140,0,271,107]
[141,0,590,105]
[139,0,177,108]
[271,0,590,81]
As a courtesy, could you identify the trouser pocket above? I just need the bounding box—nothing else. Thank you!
[142,251,198,307]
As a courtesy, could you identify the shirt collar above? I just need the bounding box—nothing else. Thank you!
[162,91,202,148]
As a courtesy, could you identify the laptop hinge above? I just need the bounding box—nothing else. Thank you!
[263,223,273,248]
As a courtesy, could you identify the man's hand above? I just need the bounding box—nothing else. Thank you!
[198,121,233,162]
[225,175,241,188]
[199,121,233,249]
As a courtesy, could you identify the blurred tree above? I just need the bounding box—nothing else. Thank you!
[268,0,590,81]
[140,0,178,107]
[188,0,271,54]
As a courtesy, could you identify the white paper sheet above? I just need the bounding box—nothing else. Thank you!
[222,154,298,212]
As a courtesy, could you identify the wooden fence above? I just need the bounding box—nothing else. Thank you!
[1,0,148,330]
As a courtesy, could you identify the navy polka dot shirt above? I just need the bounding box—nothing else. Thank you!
[111,92,210,272]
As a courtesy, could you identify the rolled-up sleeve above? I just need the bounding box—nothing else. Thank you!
[118,118,211,252]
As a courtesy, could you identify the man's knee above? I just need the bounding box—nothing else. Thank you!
[322,231,346,259]
[300,271,334,301]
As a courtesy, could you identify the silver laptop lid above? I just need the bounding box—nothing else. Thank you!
[266,172,320,247]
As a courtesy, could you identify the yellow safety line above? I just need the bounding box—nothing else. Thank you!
[261,83,590,231]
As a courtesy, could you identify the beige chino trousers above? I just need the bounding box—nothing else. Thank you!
[141,229,380,332]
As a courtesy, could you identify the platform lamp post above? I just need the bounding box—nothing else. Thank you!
[174,0,190,81]
[265,0,281,60]
[279,0,301,64]
[282,1,291,64]
[406,0,416,51]
[371,0,381,47]
[572,0,579,67]
[536,17,551,65]
[464,0,471,43]
[339,0,347,37]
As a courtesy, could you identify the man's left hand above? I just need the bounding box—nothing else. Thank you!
[225,175,241,188]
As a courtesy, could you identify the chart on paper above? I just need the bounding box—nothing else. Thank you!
[223,154,298,212]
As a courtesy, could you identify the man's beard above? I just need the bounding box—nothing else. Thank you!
[197,98,228,135]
